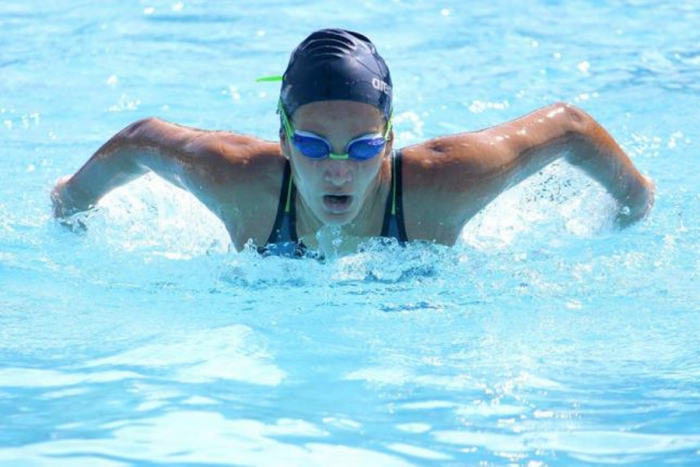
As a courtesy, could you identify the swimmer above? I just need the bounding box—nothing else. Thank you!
[51,28,655,256]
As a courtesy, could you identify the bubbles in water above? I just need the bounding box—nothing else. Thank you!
[467,100,510,114]
[108,94,141,112]
[462,161,614,251]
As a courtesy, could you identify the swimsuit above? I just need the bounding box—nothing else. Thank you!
[258,150,407,257]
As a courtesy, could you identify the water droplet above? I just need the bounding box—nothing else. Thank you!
[577,60,591,74]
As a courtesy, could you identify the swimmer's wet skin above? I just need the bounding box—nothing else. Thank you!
[51,28,655,257]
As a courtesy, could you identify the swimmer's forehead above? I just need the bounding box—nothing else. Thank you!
[292,100,385,134]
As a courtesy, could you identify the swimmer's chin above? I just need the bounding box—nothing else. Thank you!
[317,214,355,227]
[313,199,360,225]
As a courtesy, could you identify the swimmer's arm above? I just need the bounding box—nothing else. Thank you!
[51,118,269,219]
[433,103,654,227]
[52,119,155,217]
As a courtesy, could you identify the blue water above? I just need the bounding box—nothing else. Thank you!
[2,1,699,466]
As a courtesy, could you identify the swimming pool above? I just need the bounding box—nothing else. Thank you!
[1,0,699,465]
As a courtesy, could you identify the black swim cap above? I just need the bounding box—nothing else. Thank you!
[280,28,392,121]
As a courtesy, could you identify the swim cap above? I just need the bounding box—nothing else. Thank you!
[280,28,392,121]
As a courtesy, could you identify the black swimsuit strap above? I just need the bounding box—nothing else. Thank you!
[288,171,299,243]
[380,150,408,243]
[265,160,292,246]
[258,160,307,257]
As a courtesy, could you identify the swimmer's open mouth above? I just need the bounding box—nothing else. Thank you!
[323,194,353,212]
[324,195,351,204]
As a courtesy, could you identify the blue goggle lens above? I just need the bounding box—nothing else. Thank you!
[292,133,330,159]
[349,137,385,160]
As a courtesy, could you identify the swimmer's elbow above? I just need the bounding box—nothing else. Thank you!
[112,117,187,170]
[117,117,163,142]
[539,102,604,164]
[556,102,599,138]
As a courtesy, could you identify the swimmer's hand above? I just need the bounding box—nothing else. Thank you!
[51,175,92,219]
[614,175,655,228]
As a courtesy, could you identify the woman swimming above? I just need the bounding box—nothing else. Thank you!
[51,28,654,256]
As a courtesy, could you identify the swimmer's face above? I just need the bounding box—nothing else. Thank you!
[283,100,390,226]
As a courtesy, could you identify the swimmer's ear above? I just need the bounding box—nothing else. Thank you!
[279,127,291,159]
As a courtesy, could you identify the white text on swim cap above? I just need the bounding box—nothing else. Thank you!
[372,78,391,95]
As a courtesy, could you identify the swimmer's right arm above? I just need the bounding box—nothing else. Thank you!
[51,118,274,218]
[52,119,156,217]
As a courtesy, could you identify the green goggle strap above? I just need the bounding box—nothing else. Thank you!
[278,100,295,139]
[255,75,284,83]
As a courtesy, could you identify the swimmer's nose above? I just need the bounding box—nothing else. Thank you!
[324,159,352,186]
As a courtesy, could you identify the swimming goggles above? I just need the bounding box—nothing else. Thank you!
[278,100,392,161]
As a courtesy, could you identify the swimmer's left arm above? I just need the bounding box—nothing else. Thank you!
[426,102,654,227]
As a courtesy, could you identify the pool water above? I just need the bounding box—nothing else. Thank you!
[1,1,699,466]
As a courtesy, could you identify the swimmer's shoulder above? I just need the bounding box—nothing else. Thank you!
[189,130,285,185]
[399,132,491,189]
[194,132,288,248]
[398,134,501,242]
